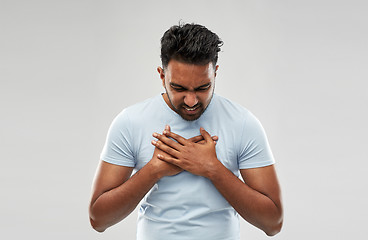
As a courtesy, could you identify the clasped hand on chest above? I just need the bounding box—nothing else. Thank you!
[151,125,220,178]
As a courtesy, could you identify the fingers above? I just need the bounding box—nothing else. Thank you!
[188,135,217,143]
[200,127,213,142]
[197,139,218,145]
[162,130,188,145]
[152,132,182,151]
[188,135,204,143]
[163,125,218,144]
[152,139,180,158]
[157,126,218,146]
[157,153,180,166]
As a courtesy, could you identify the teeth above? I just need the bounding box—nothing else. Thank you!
[185,107,197,111]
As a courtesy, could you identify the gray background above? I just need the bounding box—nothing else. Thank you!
[1,0,367,239]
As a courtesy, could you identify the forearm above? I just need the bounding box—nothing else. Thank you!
[89,162,160,232]
[207,164,283,236]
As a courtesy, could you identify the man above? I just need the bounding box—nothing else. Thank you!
[89,23,283,239]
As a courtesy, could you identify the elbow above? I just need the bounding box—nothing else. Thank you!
[89,202,108,233]
[264,219,283,237]
[90,217,107,233]
[264,203,284,237]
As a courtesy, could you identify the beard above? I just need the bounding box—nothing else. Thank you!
[165,89,214,121]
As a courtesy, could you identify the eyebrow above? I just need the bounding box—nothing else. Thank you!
[170,82,211,91]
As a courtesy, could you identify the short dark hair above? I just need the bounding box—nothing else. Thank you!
[160,23,223,69]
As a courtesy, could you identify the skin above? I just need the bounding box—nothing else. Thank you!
[157,59,218,121]
[152,128,283,236]
[89,59,283,236]
[89,125,218,232]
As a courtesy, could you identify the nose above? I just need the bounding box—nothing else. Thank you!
[183,92,199,107]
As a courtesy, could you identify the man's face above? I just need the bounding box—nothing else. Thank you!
[158,59,218,121]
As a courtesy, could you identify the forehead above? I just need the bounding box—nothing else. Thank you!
[165,60,215,86]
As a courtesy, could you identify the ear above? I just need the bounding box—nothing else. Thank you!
[215,65,219,77]
[157,67,165,87]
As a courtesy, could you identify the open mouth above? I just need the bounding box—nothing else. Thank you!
[182,105,201,115]
[184,106,198,111]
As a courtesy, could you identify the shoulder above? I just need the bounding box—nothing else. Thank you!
[211,95,266,137]
[114,95,161,123]
[213,94,254,122]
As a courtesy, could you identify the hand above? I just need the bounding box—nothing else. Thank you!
[151,127,221,178]
[148,125,218,179]
[188,132,219,145]
[149,145,183,179]
[148,126,182,179]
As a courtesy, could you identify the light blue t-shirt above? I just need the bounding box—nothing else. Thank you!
[100,93,275,240]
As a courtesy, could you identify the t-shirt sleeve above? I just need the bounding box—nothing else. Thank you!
[100,109,136,167]
[238,111,275,169]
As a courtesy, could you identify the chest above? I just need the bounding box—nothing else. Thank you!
[133,120,240,176]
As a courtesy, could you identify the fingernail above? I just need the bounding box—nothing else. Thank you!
[151,140,157,145]
[163,130,167,135]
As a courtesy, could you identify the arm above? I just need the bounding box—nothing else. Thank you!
[89,161,134,232]
[152,128,283,236]
[89,126,216,232]
[209,164,283,236]
[89,148,181,232]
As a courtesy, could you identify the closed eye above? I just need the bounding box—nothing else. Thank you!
[170,83,211,92]
[171,86,186,92]
[196,86,210,91]
[195,83,211,91]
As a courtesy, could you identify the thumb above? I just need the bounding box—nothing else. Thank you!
[200,127,212,142]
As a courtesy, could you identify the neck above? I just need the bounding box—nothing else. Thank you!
[162,93,176,112]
